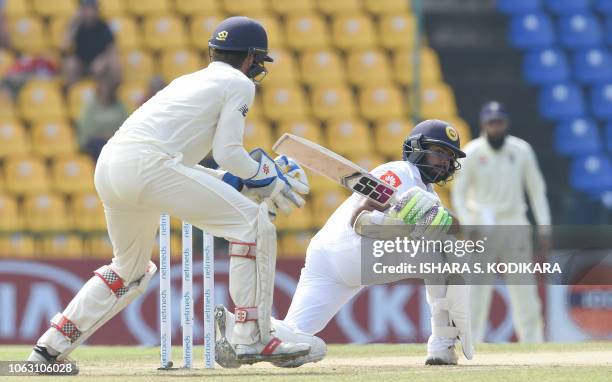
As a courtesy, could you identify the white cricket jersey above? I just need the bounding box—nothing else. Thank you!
[309,161,436,252]
[108,61,259,178]
[451,135,551,225]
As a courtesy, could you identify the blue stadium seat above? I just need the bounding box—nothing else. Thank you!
[497,0,541,14]
[558,12,603,49]
[573,47,612,84]
[590,82,612,120]
[570,155,612,192]
[605,122,612,151]
[539,83,585,120]
[606,17,612,46]
[594,0,612,15]
[544,0,589,15]
[509,12,555,49]
[523,47,569,84]
[555,118,602,156]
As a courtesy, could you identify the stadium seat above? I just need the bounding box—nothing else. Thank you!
[310,84,356,121]
[189,15,225,51]
[24,192,71,232]
[359,84,405,120]
[108,17,141,51]
[539,82,585,120]
[544,0,589,15]
[222,0,268,14]
[326,117,373,156]
[87,234,114,258]
[250,15,285,49]
[332,13,377,50]
[316,0,361,15]
[374,118,413,157]
[0,234,36,258]
[497,0,541,14]
[143,15,187,51]
[51,154,95,194]
[299,49,346,85]
[606,17,612,46]
[346,49,392,86]
[31,0,77,17]
[126,0,170,16]
[4,155,49,195]
[606,122,612,151]
[307,170,341,193]
[285,13,330,50]
[590,82,612,120]
[248,97,263,120]
[573,47,612,84]
[312,189,349,226]
[0,89,15,120]
[264,49,299,86]
[509,12,555,49]
[275,205,313,230]
[118,81,147,112]
[420,83,457,119]
[120,49,155,84]
[174,0,219,15]
[48,16,70,50]
[8,16,47,54]
[3,0,31,17]
[558,12,602,49]
[570,155,612,191]
[279,232,313,258]
[40,234,84,258]
[68,79,96,120]
[555,118,602,156]
[378,13,415,50]
[31,119,77,158]
[243,119,273,152]
[363,0,409,14]
[98,0,126,17]
[276,119,324,144]
[349,153,386,171]
[18,80,66,123]
[71,192,107,232]
[523,47,569,85]
[393,47,442,86]
[595,0,612,15]
[444,116,473,145]
[0,194,23,231]
[269,0,315,15]
[0,118,29,158]
[0,49,15,77]
[262,85,309,121]
[160,48,203,82]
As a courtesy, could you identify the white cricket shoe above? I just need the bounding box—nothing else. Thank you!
[425,336,458,365]
[235,337,310,365]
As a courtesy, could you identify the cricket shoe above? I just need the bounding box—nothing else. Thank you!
[425,336,458,366]
[235,337,311,365]
[272,335,326,368]
[214,305,241,369]
[26,346,79,374]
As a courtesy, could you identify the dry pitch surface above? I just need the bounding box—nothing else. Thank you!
[1,342,611,381]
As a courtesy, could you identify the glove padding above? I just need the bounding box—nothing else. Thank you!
[388,187,439,225]
[412,204,453,240]
[269,155,309,215]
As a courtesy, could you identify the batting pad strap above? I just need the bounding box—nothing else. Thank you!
[235,307,258,323]
[432,326,459,339]
[229,241,256,260]
[261,337,282,355]
[94,265,128,297]
[51,313,82,344]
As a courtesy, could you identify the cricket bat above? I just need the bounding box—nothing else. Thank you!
[273,133,397,207]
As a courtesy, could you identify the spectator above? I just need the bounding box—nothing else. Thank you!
[62,0,120,86]
[77,76,127,160]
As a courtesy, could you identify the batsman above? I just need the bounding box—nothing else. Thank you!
[28,16,311,365]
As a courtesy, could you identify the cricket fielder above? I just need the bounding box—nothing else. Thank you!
[28,16,310,365]
[452,101,550,343]
[216,120,475,367]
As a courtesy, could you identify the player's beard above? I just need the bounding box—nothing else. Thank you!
[487,133,506,150]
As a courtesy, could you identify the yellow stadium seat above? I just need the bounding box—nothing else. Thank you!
[31,0,77,17]
[326,117,373,157]
[4,155,49,195]
[378,13,415,50]
[108,17,141,51]
[285,13,330,50]
[87,234,114,258]
[262,85,308,122]
[306,170,342,193]
[222,0,268,14]
[279,232,313,258]
[0,118,29,158]
[434,182,452,210]
[52,154,95,194]
[364,0,410,14]
[444,116,473,145]
[420,83,457,119]
[48,16,70,50]
[160,48,203,82]
[0,234,36,258]
[4,0,31,17]
[393,47,442,86]
[299,49,345,86]
[68,79,96,120]
[276,119,323,144]
[24,192,71,232]
[18,80,67,123]
[120,49,155,83]
[175,0,219,15]
[349,153,386,171]
[316,0,361,15]
[346,49,392,86]
[358,84,405,120]
[189,15,225,51]
[243,119,273,152]
[9,16,47,54]
[0,90,16,120]
[31,119,77,158]
[71,192,107,232]
[310,84,356,121]
[374,118,413,156]
[0,49,15,77]
[118,81,147,112]
[248,97,263,120]
[312,189,349,226]
[126,0,171,16]
[332,14,377,50]
[275,204,313,230]
[40,234,84,258]
[144,15,187,51]
[269,0,315,15]
[0,193,23,231]
[98,0,126,18]
[264,49,299,85]
[250,15,285,49]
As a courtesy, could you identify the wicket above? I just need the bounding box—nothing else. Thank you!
[158,214,216,370]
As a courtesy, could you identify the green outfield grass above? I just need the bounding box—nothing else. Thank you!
[1,342,611,382]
